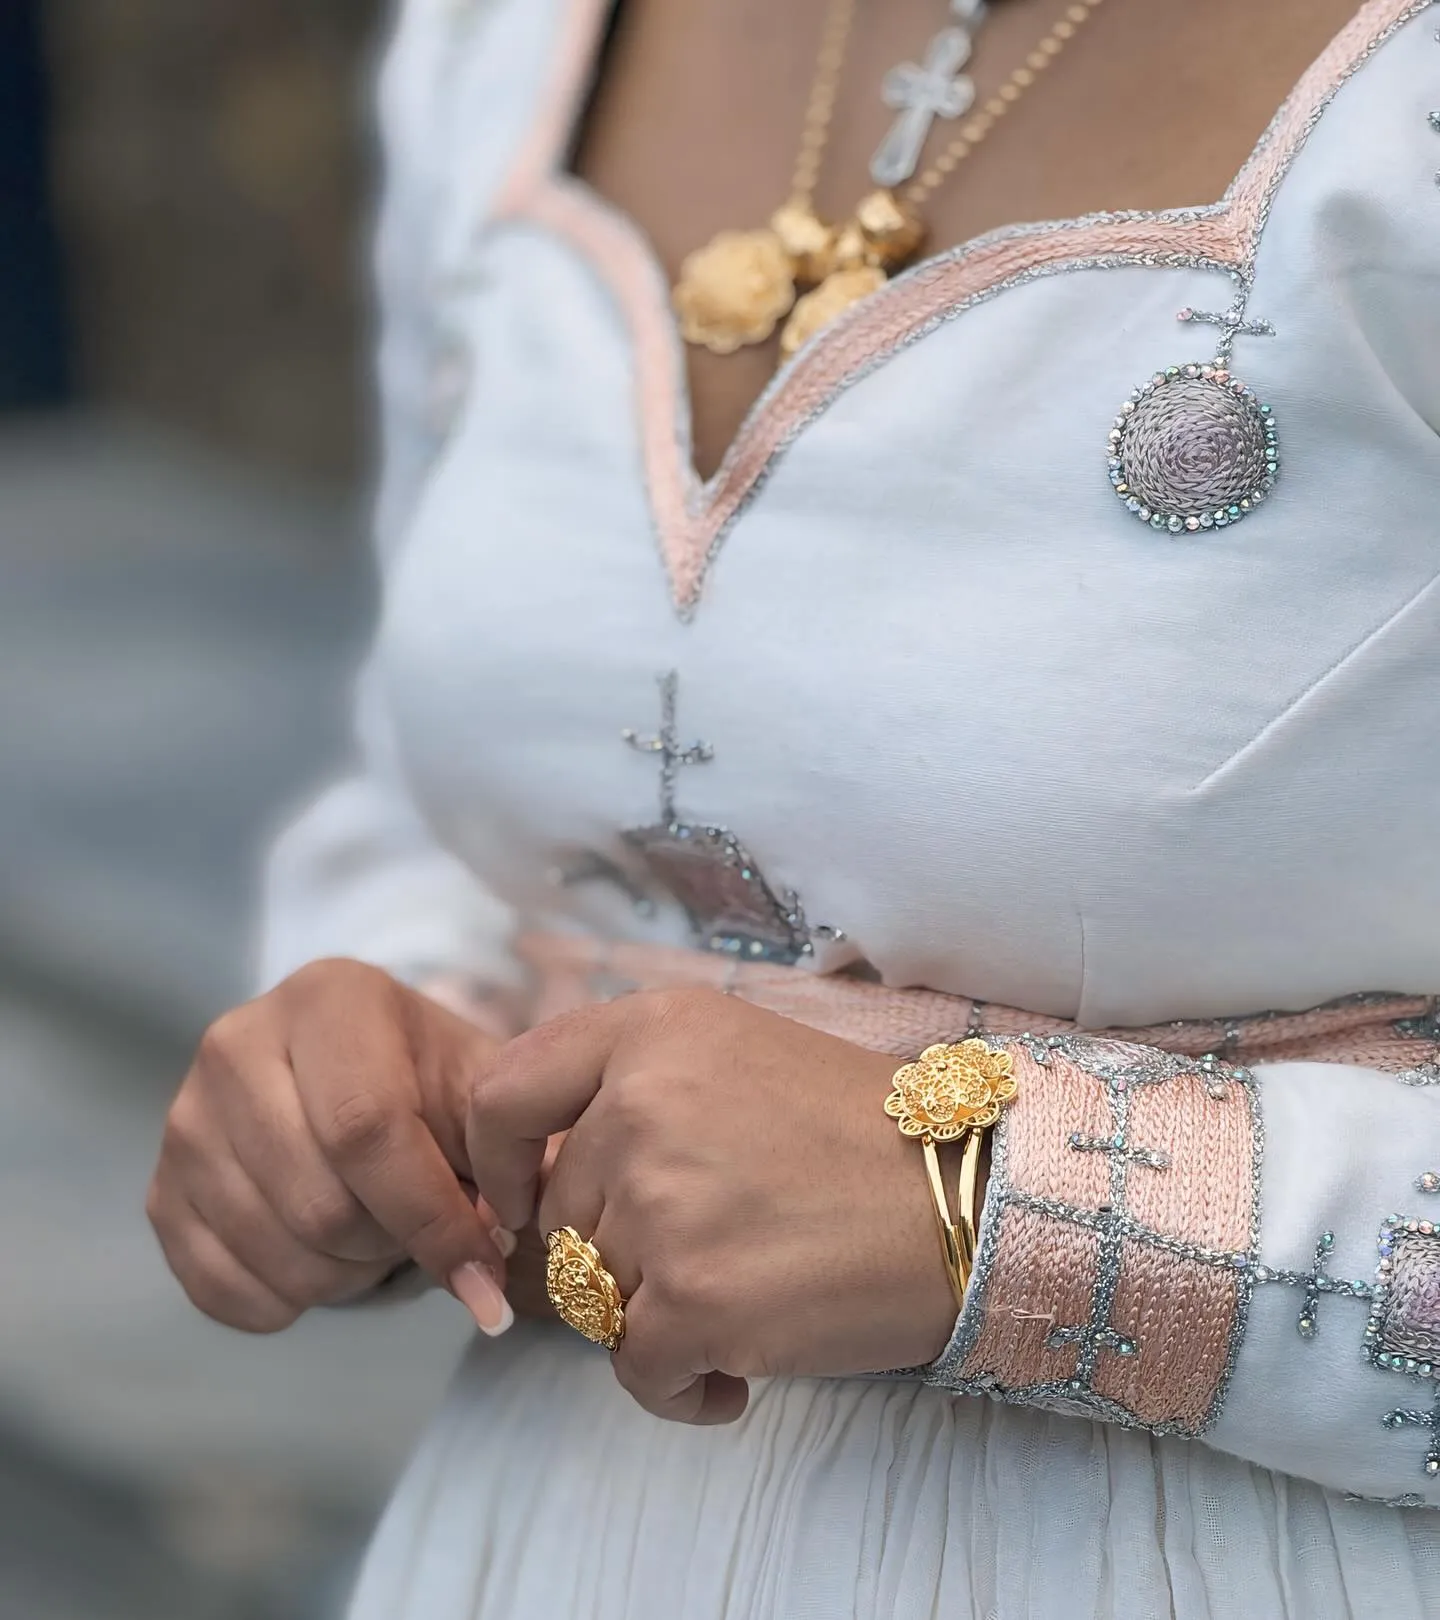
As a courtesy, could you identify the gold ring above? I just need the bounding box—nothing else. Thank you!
[544,1226,626,1352]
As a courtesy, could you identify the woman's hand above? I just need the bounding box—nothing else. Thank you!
[467,989,961,1424]
[148,958,515,1336]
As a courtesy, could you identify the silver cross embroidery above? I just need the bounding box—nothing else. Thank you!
[621,673,838,964]
[621,670,713,823]
[870,26,980,188]
[1176,297,1276,363]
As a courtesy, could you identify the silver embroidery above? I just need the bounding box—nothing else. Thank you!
[1381,1400,1440,1479]
[1417,1171,1440,1195]
[1248,1207,1440,1479]
[621,673,838,963]
[1176,302,1277,354]
[1249,1229,1372,1340]
[1367,1216,1440,1379]
[1345,1490,1428,1508]
[1107,326,1278,536]
[1067,1132,1171,1172]
[925,1036,1262,1438]
[1397,1066,1440,1087]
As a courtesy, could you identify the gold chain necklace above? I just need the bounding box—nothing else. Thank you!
[672,0,1107,362]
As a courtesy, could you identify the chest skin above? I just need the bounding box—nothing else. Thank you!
[575,0,1364,480]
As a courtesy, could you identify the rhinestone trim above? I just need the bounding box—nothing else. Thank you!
[1109,362,1278,534]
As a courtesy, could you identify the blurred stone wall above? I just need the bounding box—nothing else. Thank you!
[43,0,387,482]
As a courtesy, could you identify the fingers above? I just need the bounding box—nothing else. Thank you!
[148,1185,305,1334]
[184,1148,392,1309]
[288,976,511,1288]
[611,1288,749,1426]
[535,1130,611,1274]
[216,1054,394,1264]
[467,1000,638,1230]
[154,960,518,1339]
[304,1085,511,1289]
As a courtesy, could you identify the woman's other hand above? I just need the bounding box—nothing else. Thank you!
[467,989,961,1424]
[148,958,514,1336]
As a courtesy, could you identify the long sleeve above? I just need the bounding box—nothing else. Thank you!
[256,1,518,998]
[924,1031,1440,1507]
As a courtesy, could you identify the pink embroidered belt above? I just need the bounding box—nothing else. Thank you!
[517,931,1440,1074]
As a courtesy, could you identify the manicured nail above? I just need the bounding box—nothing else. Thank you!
[491,1226,518,1259]
[450,1262,513,1336]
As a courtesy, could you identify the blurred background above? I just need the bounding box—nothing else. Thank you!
[0,4,475,1615]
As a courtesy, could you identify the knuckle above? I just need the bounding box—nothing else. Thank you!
[319,1090,394,1162]
[195,1007,252,1074]
[161,1090,208,1163]
[283,957,398,1017]
[477,1011,570,1098]
[647,1251,724,1320]
[160,1104,194,1160]
[466,1045,517,1120]
[212,1287,298,1336]
[401,1203,463,1263]
[622,1166,686,1228]
[144,1176,172,1238]
[615,1336,669,1391]
[263,1255,339,1313]
[641,985,726,1034]
[178,1256,297,1335]
[644,1256,692,1314]
[283,1186,361,1253]
[603,1069,661,1136]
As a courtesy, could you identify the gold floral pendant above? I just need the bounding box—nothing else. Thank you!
[780,265,887,358]
[673,227,798,355]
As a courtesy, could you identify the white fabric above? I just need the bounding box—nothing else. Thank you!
[349,1325,1440,1620]
[254,0,1440,1613]
[1209,1065,1438,1496]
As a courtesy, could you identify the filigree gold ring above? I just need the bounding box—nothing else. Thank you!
[544,1226,627,1352]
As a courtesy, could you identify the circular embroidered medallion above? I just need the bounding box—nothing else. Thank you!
[1107,363,1279,534]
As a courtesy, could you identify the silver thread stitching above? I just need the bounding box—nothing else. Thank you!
[925,1037,1262,1437]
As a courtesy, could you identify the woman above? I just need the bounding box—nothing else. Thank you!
[148,0,1440,1615]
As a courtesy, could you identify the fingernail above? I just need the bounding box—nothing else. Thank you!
[449,1262,513,1336]
[490,1225,518,1259]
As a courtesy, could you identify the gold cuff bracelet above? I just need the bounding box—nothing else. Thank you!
[885,1040,1019,1311]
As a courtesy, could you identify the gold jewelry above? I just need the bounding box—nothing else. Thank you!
[673,0,857,354]
[673,0,1107,361]
[886,1039,1018,1309]
[544,1225,627,1351]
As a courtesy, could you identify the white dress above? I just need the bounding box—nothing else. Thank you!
[259,0,1440,1613]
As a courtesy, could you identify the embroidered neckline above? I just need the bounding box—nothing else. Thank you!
[491,0,1430,619]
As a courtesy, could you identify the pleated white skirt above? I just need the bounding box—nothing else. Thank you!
[348,1322,1440,1620]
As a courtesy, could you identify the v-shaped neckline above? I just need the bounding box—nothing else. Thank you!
[490,0,1427,619]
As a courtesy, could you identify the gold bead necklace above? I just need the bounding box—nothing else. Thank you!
[672,0,1107,362]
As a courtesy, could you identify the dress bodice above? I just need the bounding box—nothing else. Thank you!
[375,0,1440,1026]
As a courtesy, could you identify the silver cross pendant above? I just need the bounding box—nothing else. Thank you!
[870,15,985,189]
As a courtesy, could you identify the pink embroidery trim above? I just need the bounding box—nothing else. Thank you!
[492,0,1423,616]
[515,932,1440,1076]
[957,1040,1255,1433]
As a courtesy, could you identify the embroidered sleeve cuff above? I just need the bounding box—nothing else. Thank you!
[923,1035,1440,1507]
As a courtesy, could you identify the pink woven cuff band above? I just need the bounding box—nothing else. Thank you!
[931,1035,1260,1436]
